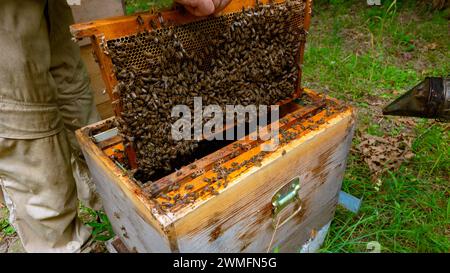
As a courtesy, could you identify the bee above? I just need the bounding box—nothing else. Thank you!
[231,151,240,158]
[254,159,262,167]
[149,19,158,30]
[173,193,180,201]
[159,193,171,201]
[281,118,290,124]
[172,184,180,191]
[143,51,153,59]
[136,15,144,26]
[325,109,333,117]
[189,191,198,199]
[181,194,190,203]
[158,13,165,26]
[196,168,205,176]
[185,184,194,190]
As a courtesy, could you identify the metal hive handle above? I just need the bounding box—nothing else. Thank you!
[271,176,302,228]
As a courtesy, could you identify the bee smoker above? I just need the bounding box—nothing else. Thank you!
[383,77,450,121]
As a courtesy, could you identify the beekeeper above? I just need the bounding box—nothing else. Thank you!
[0,0,230,253]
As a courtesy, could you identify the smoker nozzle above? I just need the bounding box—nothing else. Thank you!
[383,77,450,121]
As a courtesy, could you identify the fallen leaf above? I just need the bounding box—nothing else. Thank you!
[356,133,415,181]
[425,42,438,50]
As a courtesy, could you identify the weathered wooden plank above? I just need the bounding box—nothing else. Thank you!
[172,108,355,252]
[84,153,173,252]
[70,0,295,39]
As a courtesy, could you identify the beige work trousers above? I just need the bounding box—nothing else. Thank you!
[0,0,101,252]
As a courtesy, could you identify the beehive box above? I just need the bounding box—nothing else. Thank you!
[76,89,355,253]
[73,0,357,252]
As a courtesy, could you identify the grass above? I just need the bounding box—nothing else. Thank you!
[124,0,174,14]
[0,205,113,252]
[0,209,15,237]
[1,204,114,241]
[79,205,115,243]
[304,0,449,253]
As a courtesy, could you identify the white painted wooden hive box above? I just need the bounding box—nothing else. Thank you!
[76,89,356,253]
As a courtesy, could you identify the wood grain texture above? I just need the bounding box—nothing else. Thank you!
[84,153,173,252]
[172,108,355,252]
[70,0,300,39]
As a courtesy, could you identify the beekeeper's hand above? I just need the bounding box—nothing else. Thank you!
[175,0,231,16]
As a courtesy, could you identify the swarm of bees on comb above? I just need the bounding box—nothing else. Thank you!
[109,0,307,180]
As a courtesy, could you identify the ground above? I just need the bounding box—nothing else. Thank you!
[1,0,448,253]
[0,203,110,253]
[304,0,449,253]
[0,205,24,253]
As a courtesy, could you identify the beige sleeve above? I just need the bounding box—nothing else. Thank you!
[47,0,101,152]
[47,0,102,210]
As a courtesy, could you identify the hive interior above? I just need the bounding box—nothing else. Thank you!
[106,0,308,182]
[95,91,350,211]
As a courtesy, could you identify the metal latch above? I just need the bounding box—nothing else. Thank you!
[271,177,302,228]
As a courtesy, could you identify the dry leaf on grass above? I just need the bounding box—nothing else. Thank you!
[425,42,438,50]
[395,117,417,128]
[356,133,415,181]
